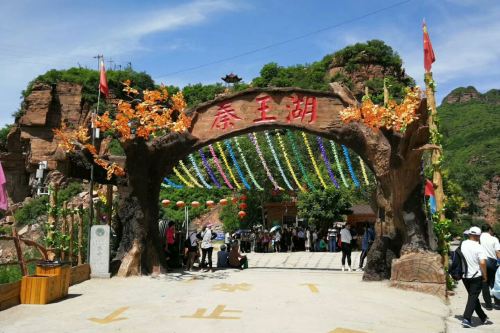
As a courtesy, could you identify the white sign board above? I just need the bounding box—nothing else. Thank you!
[90,225,111,278]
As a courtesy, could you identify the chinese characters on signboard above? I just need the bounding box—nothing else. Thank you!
[211,94,318,131]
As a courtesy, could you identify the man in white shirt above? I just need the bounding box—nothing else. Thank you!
[480,225,500,310]
[340,224,353,272]
[460,226,490,328]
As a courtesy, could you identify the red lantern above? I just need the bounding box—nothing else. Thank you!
[206,200,215,208]
[161,199,171,207]
[176,201,185,208]
[238,211,246,219]
[191,201,200,208]
[240,194,247,201]
[239,202,247,210]
[231,197,238,204]
[219,198,228,206]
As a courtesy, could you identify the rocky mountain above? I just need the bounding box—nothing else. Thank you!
[1,82,91,202]
[439,86,500,224]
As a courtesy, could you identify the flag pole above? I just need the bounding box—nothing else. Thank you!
[87,54,102,262]
[424,71,445,221]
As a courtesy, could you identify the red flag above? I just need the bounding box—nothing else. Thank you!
[424,179,435,197]
[99,59,109,97]
[423,22,436,72]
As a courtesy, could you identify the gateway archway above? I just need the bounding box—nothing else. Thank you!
[113,83,436,284]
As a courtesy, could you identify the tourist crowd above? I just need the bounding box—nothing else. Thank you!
[454,225,500,328]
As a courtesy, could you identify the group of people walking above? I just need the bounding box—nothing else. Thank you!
[456,225,500,328]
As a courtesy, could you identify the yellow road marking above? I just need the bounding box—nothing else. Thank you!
[329,328,368,333]
[212,283,252,292]
[301,283,319,293]
[88,306,129,324]
[181,305,242,320]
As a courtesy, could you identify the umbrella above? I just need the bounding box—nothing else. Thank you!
[270,225,281,233]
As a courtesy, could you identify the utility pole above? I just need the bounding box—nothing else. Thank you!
[87,54,103,261]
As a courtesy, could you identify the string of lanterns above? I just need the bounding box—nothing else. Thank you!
[161,194,248,219]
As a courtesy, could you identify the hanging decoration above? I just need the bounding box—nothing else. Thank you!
[240,194,247,201]
[329,141,349,188]
[231,196,239,204]
[173,167,194,188]
[301,132,327,189]
[208,144,234,189]
[248,133,282,190]
[206,200,215,208]
[191,201,200,208]
[219,198,228,206]
[342,145,360,188]
[238,211,246,219]
[286,130,315,190]
[358,156,370,185]
[188,154,212,189]
[179,160,203,188]
[224,140,251,190]
[264,131,294,190]
[274,130,306,192]
[239,202,247,210]
[316,137,340,189]
[176,201,186,208]
[199,149,221,188]
[161,199,171,207]
[233,137,264,191]
[163,177,183,189]
[216,142,241,190]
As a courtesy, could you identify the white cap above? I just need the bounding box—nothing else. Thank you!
[463,229,470,235]
[468,226,481,236]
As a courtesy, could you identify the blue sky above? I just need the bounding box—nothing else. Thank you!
[0,0,499,126]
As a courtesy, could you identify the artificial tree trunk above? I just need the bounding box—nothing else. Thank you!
[113,134,196,276]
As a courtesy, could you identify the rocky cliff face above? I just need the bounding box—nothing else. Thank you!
[478,175,499,225]
[1,82,91,202]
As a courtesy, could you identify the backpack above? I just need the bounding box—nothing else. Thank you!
[449,244,468,281]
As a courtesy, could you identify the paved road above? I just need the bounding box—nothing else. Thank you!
[1,251,498,333]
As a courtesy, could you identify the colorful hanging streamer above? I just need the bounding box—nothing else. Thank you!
[342,145,360,188]
[179,160,203,188]
[358,156,370,185]
[216,142,241,189]
[233,137,264,191]
[286,130,315,190]
[224,140,251,190]
[209,144,234,189]
[329,141,349,188]
[275,130,306,192]
[173,166,194,188]
[248,133,282,190]
[301,132,328,189]
[163,177,183,189]
[188,154,212,189]
[316,137,340,189]
[199,149,221,188]
[264,131,294,190]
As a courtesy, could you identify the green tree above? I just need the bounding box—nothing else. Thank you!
[297,187,352,229]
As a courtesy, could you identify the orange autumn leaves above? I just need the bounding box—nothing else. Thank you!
[95,80,191,140]
[340,87,422,132]
[54,81,192,180]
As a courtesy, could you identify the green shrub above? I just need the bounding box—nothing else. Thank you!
[14,196,49,226]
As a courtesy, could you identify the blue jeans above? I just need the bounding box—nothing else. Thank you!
[329,238,337,252]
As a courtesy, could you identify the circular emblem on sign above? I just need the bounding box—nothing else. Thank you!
[96,227,105,236]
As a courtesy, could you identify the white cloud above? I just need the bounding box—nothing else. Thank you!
[0,0,242,126]
[316,3,500,102]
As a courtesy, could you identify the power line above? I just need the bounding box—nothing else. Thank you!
[155,0,413,79]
